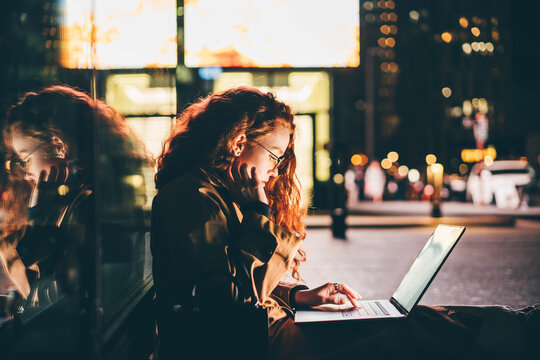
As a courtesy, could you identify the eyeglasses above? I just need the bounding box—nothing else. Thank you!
[12,143,45,172]
[251,139,285,170]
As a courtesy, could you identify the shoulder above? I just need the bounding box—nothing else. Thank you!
[152,169,229,227]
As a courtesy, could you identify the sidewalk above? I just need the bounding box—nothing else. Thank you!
[306,200,540,228]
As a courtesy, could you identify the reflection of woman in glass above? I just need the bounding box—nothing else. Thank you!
[1,85,148,344]
[153,86,539,360]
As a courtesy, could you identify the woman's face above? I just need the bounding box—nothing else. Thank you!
[237,125,291,184]
[10,129,54,183]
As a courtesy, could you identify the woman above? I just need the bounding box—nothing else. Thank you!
[152,86,538,359]
[1,85,149,351]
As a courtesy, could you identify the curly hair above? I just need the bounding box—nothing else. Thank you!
[156,86,307,279]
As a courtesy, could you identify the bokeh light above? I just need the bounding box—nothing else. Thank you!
[459,17,469,28]
[431,163,444,174]
[333,173,344,184]
[381,158,392,169]
[462,43,472,54]
[398,165,409,177]
[471,27,480,36]
[387,151,399,162]
[408,169,420,182]
[441,32,452,43]
[459,163,469,175]
[426,154,437,165]
[442,87,452,98]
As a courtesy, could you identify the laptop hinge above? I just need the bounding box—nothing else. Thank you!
[390,297,409,316]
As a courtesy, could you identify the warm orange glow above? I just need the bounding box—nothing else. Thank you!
[60,0,177,69]
[381,158,392,169]
[388,62,398,72]
[426,154,437,165]
[378,37,387,47]
[380,25,391,34]
[385,1,395,10]
[380,62,389,72]
[471,27,480,37]
[388,13,398,22]
[389,25,398,35]
[459,17,469,28]
[387,151,399,162]
[385,37,396,47]
[442,87,452,98]
[441,32,452,43]
[184,0,360,68]
[461,147,497,163]
[351,154,363,166]
[398,165,409,177]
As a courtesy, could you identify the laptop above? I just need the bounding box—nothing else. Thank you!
[295,224,466,323]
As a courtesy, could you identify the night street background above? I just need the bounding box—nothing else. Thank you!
[301,221,540,309]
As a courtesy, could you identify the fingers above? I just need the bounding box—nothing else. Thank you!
[333,283,362,307]
[39,170,47,184]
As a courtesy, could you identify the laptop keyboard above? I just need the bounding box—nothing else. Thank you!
[341,301,390,317]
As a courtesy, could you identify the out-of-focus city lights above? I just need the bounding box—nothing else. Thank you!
[423,184,434,196]
[478,42,487,52]
[459,17,469,28]
[461,146,497,163]
[351,154,363,166]
[431,163,444,174]
[333,173,344,184]
[471,27,480,37]
[388,13,398,22]
[385,38,396,47]
[378,37,387,47]
[486,42,495,52]
[380,12,389,21]
[450,106,463,117]
[492,30,500,42]
[520,157,528,163]
[389,25,398,35]
[363,1,374,10]
[408,169,420,182]
[442,87,452,98]
[441,32,452,43]
[471,42,480,52]
[484,155,494,166]
[459,163,469,175]
[381,158,392,169]
[463,100,473,116]
[478,98,488,114]
[377,0,386,8]
[398,165,409,177]
[386,1,395,10]
[462,43,472,54]
[380,25,390,34]
[387,151,399,162]
[351,154,369,166]
[426,154,437,165]
[409,10,419,21]
[389,62,399,72]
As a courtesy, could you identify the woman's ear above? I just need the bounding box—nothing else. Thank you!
[232,133,247,157]
[50,136,67,159]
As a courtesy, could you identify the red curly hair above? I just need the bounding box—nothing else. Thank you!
[156,86,307,279]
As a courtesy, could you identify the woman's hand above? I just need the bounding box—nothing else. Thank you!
[226,162,268,205]
[35,165,69,205]
[294,282,362,307]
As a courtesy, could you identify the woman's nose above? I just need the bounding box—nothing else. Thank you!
[269,167,279,178]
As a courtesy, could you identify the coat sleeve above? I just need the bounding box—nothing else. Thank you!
[235,209,304,305]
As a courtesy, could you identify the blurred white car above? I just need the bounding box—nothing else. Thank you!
[466,160,535,209]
